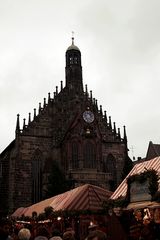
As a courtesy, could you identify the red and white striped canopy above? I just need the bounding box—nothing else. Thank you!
[12,184,112,217]
[111,156,160,200]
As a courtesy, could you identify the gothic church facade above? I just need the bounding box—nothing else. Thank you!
[0,39,131,215]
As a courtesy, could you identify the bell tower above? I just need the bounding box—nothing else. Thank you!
[65,37,83,94]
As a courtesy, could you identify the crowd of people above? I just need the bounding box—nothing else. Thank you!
[126,208,160,240]
[0,218,107,240]
[1,207,160,240]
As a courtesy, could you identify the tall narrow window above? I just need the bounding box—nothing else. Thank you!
[74,57,78,64]
[84,142,96,168]
[105,154,117,191]
[69,57,73,64]
[32,150,42,203]
[71,141,79,169]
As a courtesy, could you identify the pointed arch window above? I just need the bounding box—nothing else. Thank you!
[84,142,96,168]
[104,154,116,173]
[32,150,42,203]
[104,154,117,191]
[71,141,79,169]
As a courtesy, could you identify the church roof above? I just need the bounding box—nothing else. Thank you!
[146,141,160,160]
[67,44,80,51]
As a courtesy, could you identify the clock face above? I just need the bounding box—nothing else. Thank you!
[83,111,94,123]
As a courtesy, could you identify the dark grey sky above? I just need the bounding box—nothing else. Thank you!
[0,0,160,159]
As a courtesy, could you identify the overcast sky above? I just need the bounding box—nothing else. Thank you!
[0,0,160,160]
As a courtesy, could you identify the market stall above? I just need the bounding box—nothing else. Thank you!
[12,184,112,239]
[110,156,160,239]
[12,184,112,217]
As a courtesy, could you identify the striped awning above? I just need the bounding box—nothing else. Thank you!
[111,156,160,200]
[11,207,29,217]
[12,184,112,217]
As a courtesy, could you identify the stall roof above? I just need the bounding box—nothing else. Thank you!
[12,184,112,217]
[11,207,29,217]
[111,156,160,200]
[126,201,160,210]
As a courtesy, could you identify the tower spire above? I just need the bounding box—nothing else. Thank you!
[28,113,31,124]
[90,90,92,100]
[61,81,63,91]
[48,93,51,103]
[23,118,26,129]
[100,105,103,115]
[104,111,107,123]
[123,125,127,143]
[34,108,36,119]
[113,122,116,134]
[109,116,112,129]
[16,114,20,135]
[118,128,121,139]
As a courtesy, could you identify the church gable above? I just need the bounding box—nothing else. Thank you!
[0,38,131,215]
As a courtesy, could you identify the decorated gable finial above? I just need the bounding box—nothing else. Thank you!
[28,112,31,124]
[16,113,20,134]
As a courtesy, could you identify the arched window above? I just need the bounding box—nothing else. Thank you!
[84,142,96,168]
[74,57,78,64]
[69,57,73,64]
[32,149,42,203]
[104,154,116,173]
[105,154,117,191]
[71,141,79,169]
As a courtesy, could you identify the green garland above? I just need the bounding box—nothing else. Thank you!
[18,208,108,221]
[17,170,159,220]
[103,169,159,209]
[103,197,129,210]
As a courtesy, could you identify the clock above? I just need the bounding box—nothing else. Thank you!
[83,110,94,123]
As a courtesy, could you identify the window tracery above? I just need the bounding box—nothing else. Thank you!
[32,150,42,203]
[84,141,96,168]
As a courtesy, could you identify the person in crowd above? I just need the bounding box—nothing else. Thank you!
[128,209,143,240]
[63,229,75,240]
[97,222,106,234]
[18,228,31,240]
[34,225,49,240]
[84,224,98,240]
[87,230,107,240]
[0,218,13,240]
[152,208,160,240]
[153,220,160,240]
[88,225,98,233]
[49,229,62,240]
[139,213,155,240]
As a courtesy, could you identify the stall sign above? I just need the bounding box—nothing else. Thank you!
[130,180,151,202]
